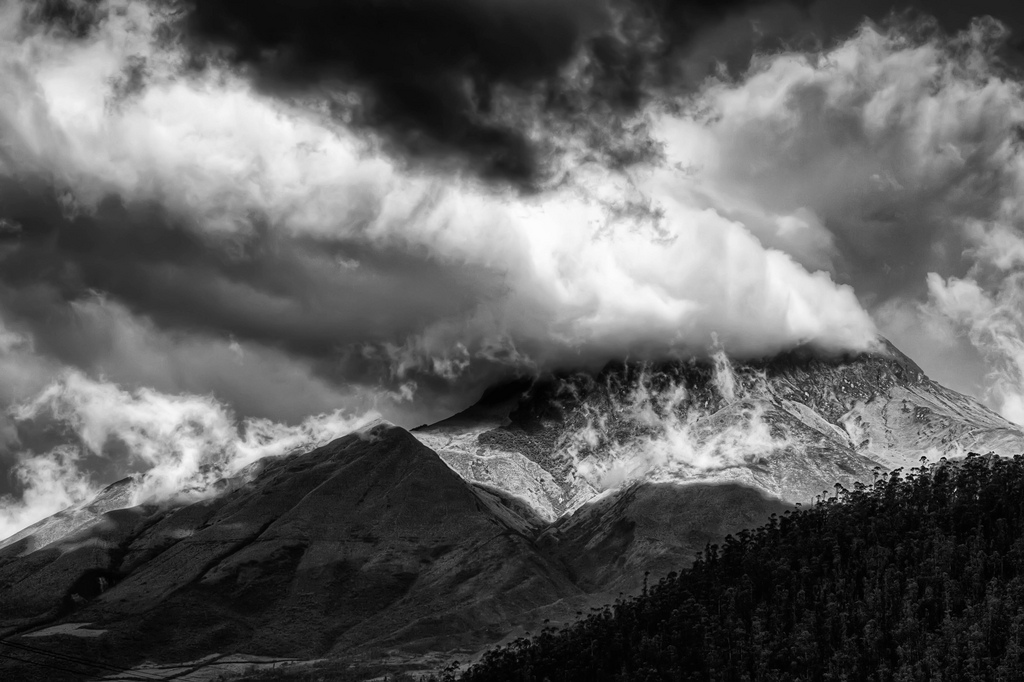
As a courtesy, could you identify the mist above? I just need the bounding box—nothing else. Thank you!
[569,353,791,491]
[1,370,377,539]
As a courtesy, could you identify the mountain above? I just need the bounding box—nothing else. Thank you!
[0,475,138,556]
[414,339,1024,519]
[0,423,578,677]
[1,340,1023,678]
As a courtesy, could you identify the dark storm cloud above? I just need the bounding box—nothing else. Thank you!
[807,0,1024,41]
[176,0,606,184]
[20,0,108,38]
[0,175,493,381]
[22,1,1024,189]
[170,0,800,185]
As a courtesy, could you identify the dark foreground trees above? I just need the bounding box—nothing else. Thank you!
[437,454,1024,682]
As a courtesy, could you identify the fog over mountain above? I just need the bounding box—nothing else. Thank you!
[4,0,1024,544]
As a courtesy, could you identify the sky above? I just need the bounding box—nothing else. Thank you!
[4,0,1024,537]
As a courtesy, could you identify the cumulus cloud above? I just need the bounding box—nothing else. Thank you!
[923,267,1024,424]
[0,0,878,373]
[668,17,1024,294]
[649,16,1024,422]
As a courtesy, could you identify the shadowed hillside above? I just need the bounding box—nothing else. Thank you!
[0,424,579,677]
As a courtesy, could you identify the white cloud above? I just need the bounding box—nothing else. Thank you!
[573,355,790,490]
[924,272,1024,424]
[0,445,96,542]
[652,18,1024,423]
[0,370,379,540]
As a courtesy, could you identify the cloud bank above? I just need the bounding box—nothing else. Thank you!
[0,0,876,373]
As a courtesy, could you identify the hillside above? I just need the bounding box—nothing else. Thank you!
[0,424,578,678]
[537,482,791,594]
[444,453,1024,682]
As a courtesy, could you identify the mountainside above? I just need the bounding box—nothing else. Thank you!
[0,475,139,556]
[414,340,1024,521]
[538,482,791,595]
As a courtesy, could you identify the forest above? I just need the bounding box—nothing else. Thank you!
[434,454,1024,682]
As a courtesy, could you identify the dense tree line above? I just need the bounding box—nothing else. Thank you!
[435,454,1024,682]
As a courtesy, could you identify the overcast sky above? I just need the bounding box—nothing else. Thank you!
[4,0,1024,537]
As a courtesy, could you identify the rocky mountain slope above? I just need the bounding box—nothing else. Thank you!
[2,340,1023,677]
[414,340,1024,521]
